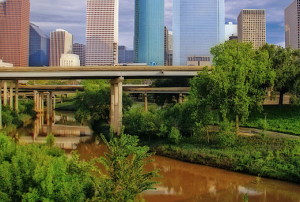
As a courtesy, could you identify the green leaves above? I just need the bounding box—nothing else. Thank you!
[190,40,275,133]
[94,130,160,202]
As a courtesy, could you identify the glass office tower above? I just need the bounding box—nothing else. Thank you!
[173,0,225,66]
[134,0,164,66]
[29,23,50,67]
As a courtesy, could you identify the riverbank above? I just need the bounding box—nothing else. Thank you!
[145,134,300,184]
[0,114,32,134]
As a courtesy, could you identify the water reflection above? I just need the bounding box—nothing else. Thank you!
[13,112,300,202]
[18,111,92,150]
[75,143,300,202]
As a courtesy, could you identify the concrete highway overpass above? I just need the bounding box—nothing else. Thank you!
[0,66,205,80]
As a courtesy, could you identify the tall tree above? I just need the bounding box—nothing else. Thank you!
[191,40,275,134]
[260,44,300,105]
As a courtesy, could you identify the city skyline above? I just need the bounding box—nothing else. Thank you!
[31,0,291,49]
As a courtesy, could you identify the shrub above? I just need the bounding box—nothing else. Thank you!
[168,127,182,145]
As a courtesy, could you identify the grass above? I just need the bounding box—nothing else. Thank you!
[242,105,300,136]
[147,135,300,183]
[55,101,77,111]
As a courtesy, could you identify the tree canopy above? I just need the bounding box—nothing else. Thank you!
[260,44,300,105]
[190,40,275,134]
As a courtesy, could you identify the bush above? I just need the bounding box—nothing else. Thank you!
[168,127,182,145]
[217,121,237,148]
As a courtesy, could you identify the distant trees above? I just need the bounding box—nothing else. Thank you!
[190,40,275,134]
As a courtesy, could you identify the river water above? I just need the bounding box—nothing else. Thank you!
[14,111,300,202]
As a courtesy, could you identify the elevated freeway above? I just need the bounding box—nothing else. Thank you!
[0,66,204,80]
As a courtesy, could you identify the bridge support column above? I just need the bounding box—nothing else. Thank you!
[38,92,43,113]
[110,77,124,135]
[0,81,2,130]
[50,92,53,119]
[144,93,148,112]
[179,93,183,104]
[15,80,18,112]
[53,95,56,110]
[3,81,7,106]
[33,91,38,111]
[9,82,13,109]
[47,93,50,120]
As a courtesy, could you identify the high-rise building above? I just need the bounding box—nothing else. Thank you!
[29,23,50,67]
[168,31,173,66]
[173,0,225,66]
[285,0,300,50]
[60,54,80,67]
[73,43,86,66]
[86,0,119,66]
[238,9,266,49]
[49,29,73,67]
[225,22,237,41]
[164,26,169,66]
[0,0,30,67]
[118,46,134,63]
[134,0,164,66]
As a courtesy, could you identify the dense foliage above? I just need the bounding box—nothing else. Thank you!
[260,44,300,105]
[74,80,132,134]
[1,100,35,131]
[150,134,300,183]
[0,132,158,202]
[190,40,275,134]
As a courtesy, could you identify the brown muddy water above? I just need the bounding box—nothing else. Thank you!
[15,111,300,202]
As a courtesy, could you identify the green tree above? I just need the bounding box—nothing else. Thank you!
[93,129,160,202]
[260,44,300,105]
[191,40,275,134]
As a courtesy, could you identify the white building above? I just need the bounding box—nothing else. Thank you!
[0,60,13,67]
[285,0,300,50]
[225,22,237,41]
[86,0,119,66]
[50,29,73,66]
[60,54,80,67]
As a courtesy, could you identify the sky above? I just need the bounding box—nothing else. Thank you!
[30,0,293,50]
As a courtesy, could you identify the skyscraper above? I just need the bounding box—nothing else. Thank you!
[134,0,164,66]
[118,46,134,64]
[238,9,266,49]
[86,0,119,66]
[285,0,300,50]
[73,43,86,66]
[29,23,50,67]
[49,29,73,67]
[0,0,30,67]
[173,0,225,66]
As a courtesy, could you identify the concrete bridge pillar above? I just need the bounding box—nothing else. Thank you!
[179,93,183,104]
[38,92,43,113]
[50,92,53,119]
[110,77,124,135]
[53,95,56,110]
[47,92,53,120]
[9,82,13,109]
[144,93,148,112]
[34,91,38,111]
[3,81,7,106]
[15,80,18,112]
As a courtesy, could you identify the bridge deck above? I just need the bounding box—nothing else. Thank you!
[0,66,205,80]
